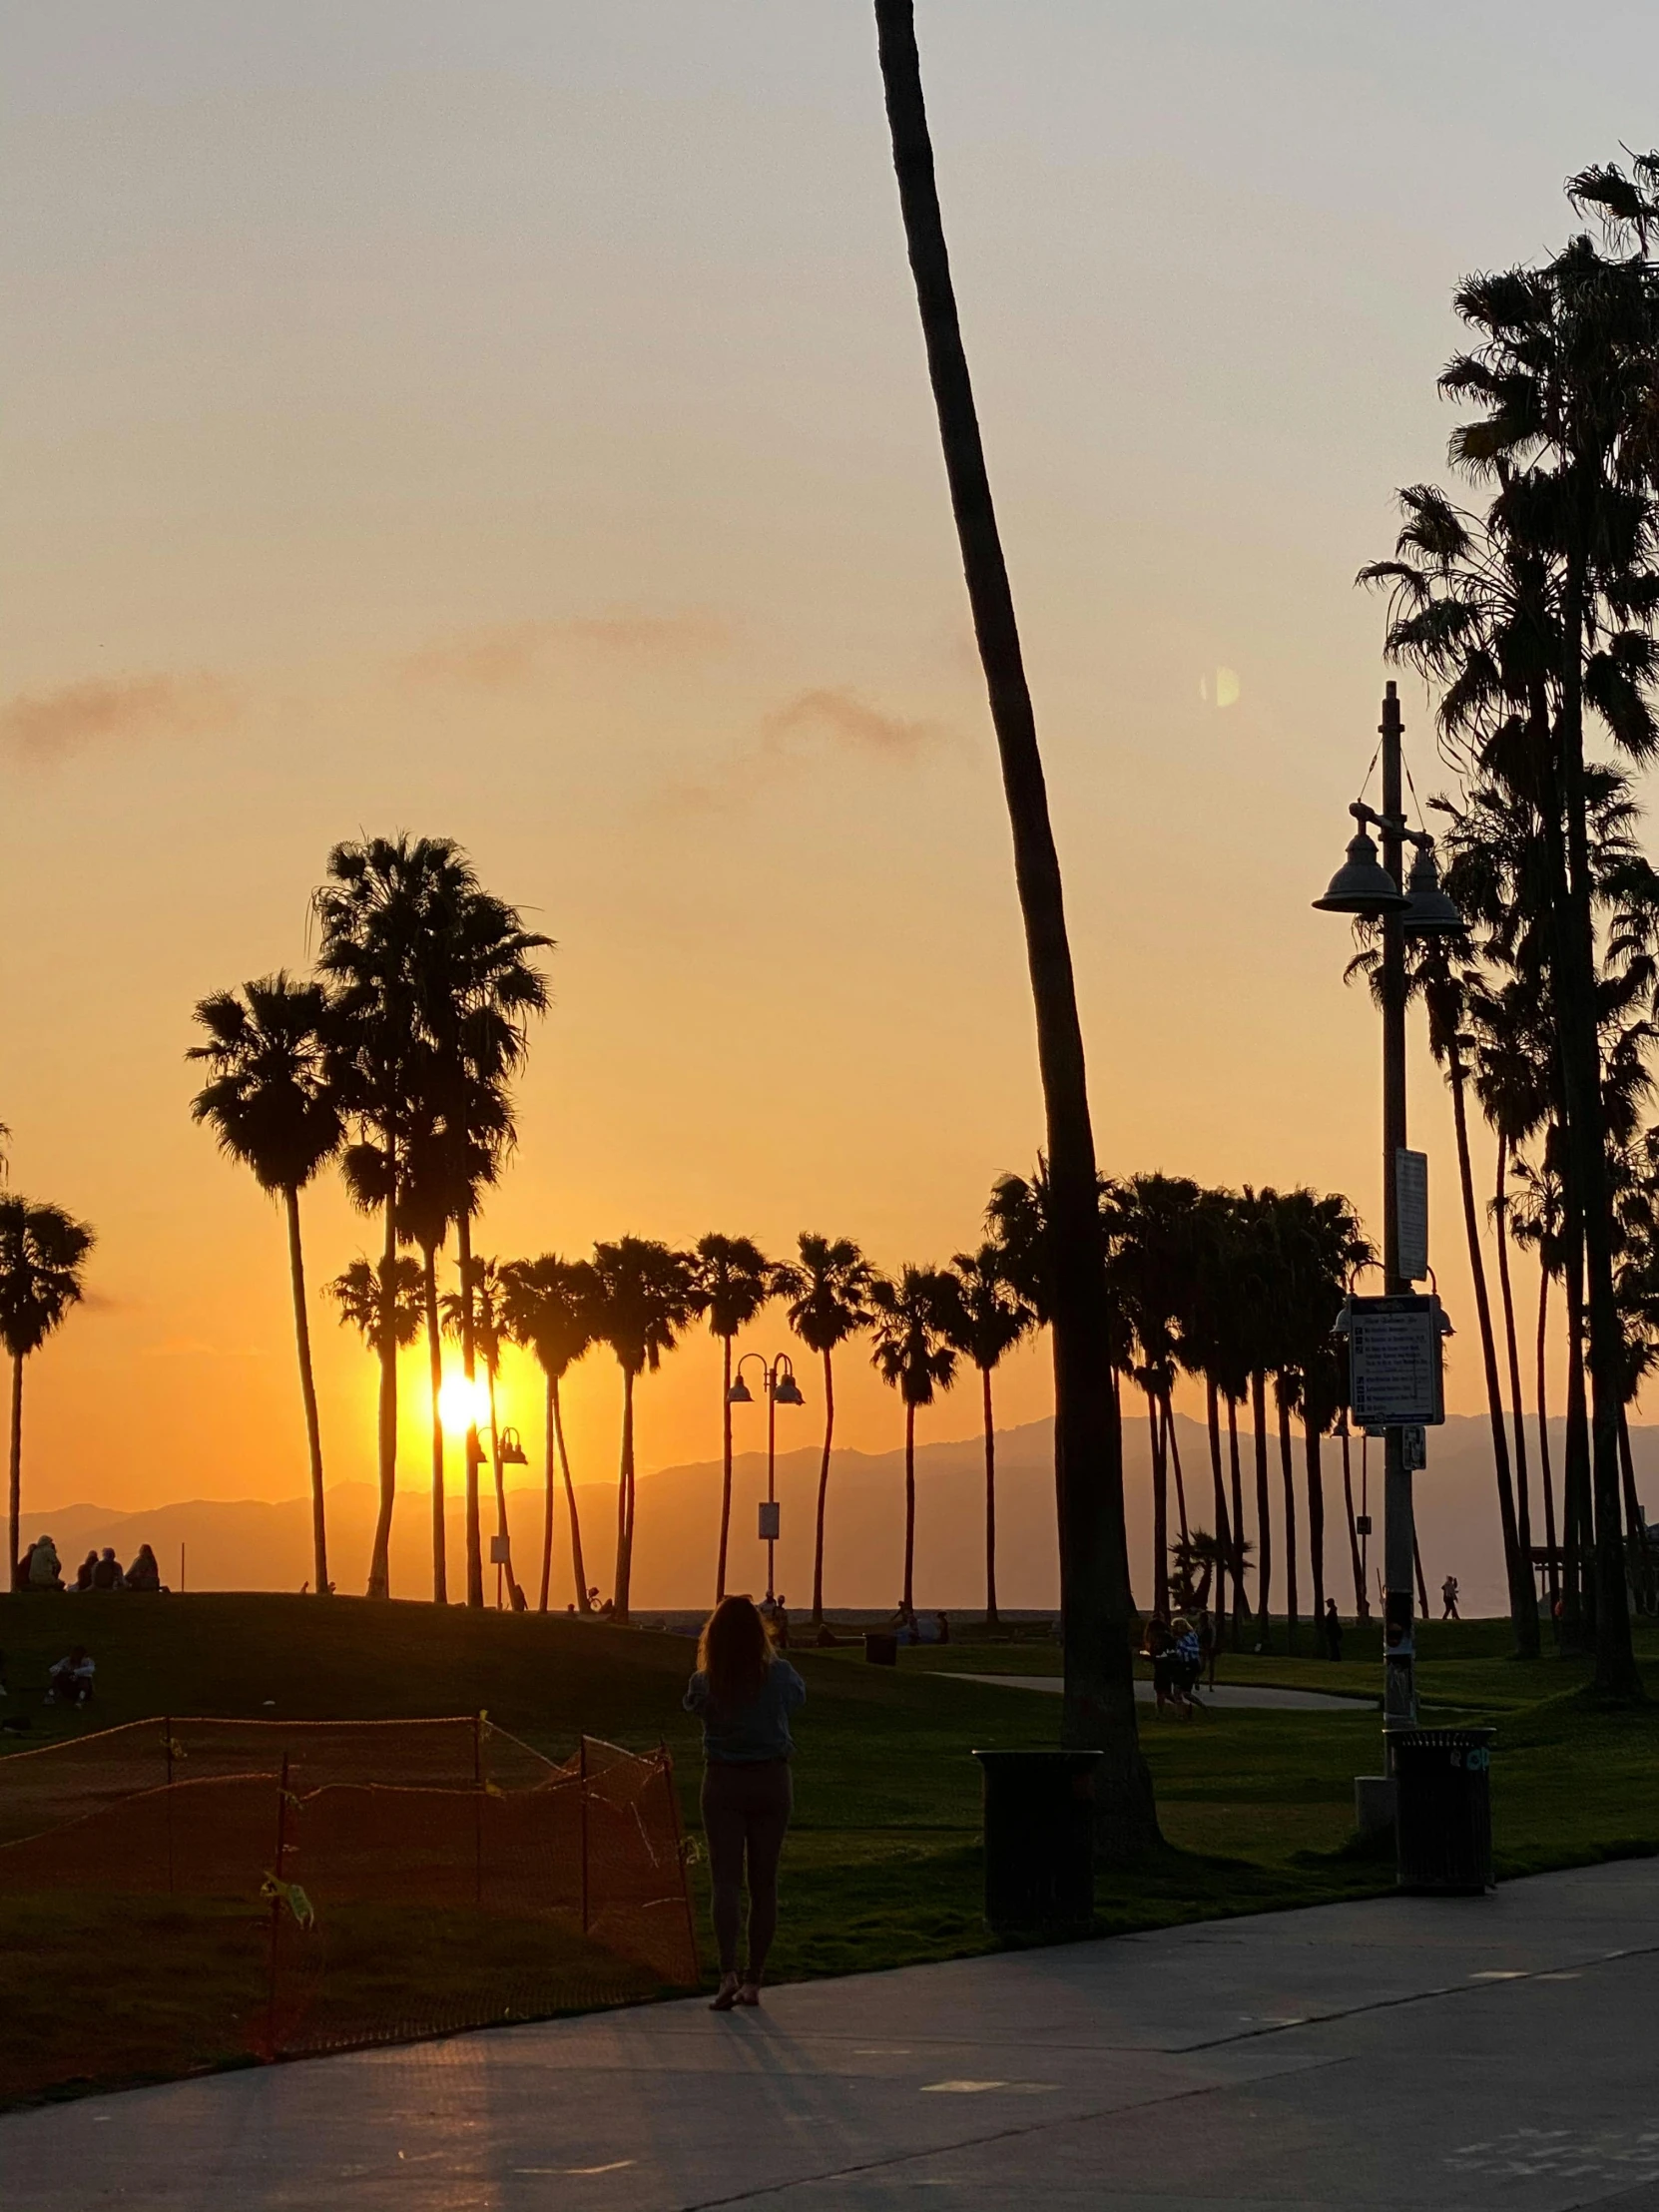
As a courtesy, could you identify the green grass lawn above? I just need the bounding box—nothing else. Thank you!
[3,1591,1658,2105]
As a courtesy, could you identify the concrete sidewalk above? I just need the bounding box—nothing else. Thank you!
[4,1859,1658,2209]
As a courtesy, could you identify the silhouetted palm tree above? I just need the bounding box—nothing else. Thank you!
[189,973,342,1597]
[444,1256,524,1604]
[869,1265,963,1613]
[690,1234,777,1603]
[947,1243,1035,1628]
[873,0,1155,1853]
[781,1234,876,1625]
[0,1196,94,1580]
[329,1256,423,1357]
[397,1113,461,1603]
[501,1254,600,1613]
[590,1238,697,1621]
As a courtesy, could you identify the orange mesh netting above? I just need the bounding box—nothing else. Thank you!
[0,1719,699,2098]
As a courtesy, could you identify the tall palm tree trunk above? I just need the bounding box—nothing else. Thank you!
[486,1366,514,1603]
[1206,1377,1233,1596]
[1148,1387,1169,1617]
[367,1189,399,1599]
[1278,1391,1298,1656]
[874,0,1154,1854]
[539,1373,556,1612]
[1163,1396,1189,1547]
[1536,1262,1560,1617]
[1493,1135,1535,1601]
[1251,1372,1272,1648]
[716,1335,735,1604]
[981,1363,1000,1630]
[614,1369,636,1622]
[1341,1423,1368,1618]
[902,1399,916,1614]
[1226,1393,1247,1646]
[457,1212,484,1609]
[812,1348,834,1627]
[552,1376,589,1611]
[1617,1407,1647,1612]
[1445,1038,1537,1655]
[282,1185,328,1598]
[1563,1217,1593,1642]
[422,1244,446,1607]
[7,1352,22,1589]
[1303,1416,1327,1628]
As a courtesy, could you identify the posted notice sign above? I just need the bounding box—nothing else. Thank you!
[1347,1294,1445,1426]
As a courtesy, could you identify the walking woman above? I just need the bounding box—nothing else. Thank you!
[684,1593,806,2011]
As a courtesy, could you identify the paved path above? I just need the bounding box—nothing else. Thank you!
[944,1672,1376,1711]
[6,1859,1659,2208]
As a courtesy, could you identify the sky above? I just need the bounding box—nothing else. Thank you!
[5,2,1659,1587]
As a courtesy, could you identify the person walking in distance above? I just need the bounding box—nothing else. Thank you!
[684,1594,806,2011]
[1440,1575,1460,1622]
[1322,1598,1344,1661]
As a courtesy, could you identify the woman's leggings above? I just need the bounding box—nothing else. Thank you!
[700,1759,794,1977]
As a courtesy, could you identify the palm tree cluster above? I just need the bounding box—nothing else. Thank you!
[1360,151,1659,1691]
[0,1124,96,1582]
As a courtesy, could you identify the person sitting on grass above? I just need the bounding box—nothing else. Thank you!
[124,1544,162,1592]
[72,1551,97,1592]
[90,1547,124,1591]
[46,1646,95,1706]
[26,1535,64,1590]
[684,1594,807,2014]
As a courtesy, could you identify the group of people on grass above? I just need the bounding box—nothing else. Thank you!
[11,1537,164,1594]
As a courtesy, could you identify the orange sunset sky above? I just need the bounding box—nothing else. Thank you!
[5,4,1658,1577]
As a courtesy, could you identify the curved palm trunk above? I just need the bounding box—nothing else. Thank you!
[716,1335,734,1604]
[487,1365,514,1604]
[981,1362,1000,1630]
[552,1376,589,1611]
[1617,1406,1647,1611]
[539,1372,556,1612]
[1303,1416,1327,1630]
[1164,1396,1189,1549]
[875,0,1154,1857]
[457,1211,484,1609]
[1341,1425,1368,1618]
[422,1244,446,1607]
[614,1366,636,1622]
[902,1399,917,1614]
[366,1189,399,1599]
[282,1186,328,1598]
[1445,1036,1537,1655]
[1251,1372,1272,1647]
[1277,1390,1298,1657]
[812,1349,835,1627]
[7,1352,22,1589]
[1493,1135,1534,1600]
[1536,1262,1560,1617]
[1148,1386,1169,1617]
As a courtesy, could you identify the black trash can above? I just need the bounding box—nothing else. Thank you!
[863,1631,898,1667]
[972,1748,1103,1936]
[1393,1726,1494,1895]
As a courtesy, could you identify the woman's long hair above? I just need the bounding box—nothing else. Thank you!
[698,1594,773,1709]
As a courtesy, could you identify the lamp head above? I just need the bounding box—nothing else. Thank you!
[497,1425,529,1466]
[1399,842,1467,937]
[1313,821,1410,917]
[773,1373,806,1407]
[727,1375,755,1405]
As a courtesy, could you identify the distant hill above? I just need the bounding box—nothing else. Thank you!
[24,1413,1655,1616]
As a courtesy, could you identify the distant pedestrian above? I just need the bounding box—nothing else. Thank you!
[685,1594,807,2012]
[1197,1606,1218,1689]
[1323,1599,1344,1661]
[1441,1575,1460,1622]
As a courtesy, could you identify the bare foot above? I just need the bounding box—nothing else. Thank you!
[710,1973,741,2012]
[737,1980,762,2006]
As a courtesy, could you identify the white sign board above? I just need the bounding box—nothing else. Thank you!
[1395,1148,1428,1281]
[1348,1297,1443,1425]
[758,1501,781,1540]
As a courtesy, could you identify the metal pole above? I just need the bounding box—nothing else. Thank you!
[766,1364,778,1603]
[1380,682,1416,1738]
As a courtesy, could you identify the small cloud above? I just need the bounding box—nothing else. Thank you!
[760,687,945,761]
[0,673,235,766]
[398,610,733,691]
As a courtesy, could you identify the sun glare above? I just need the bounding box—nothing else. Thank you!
[437,1373,492,1436]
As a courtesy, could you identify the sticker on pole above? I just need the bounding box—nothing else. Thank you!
[1341,1295,1446,1425]
[1395,1148,1428,1282]
[758,1501,781,1539]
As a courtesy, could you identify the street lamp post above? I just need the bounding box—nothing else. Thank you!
[1315,680,1465,1742]
[728,1354,807,1602]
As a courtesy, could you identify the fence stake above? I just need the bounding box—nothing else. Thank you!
[263,1752,291,2061]
[579,1737,591,1937]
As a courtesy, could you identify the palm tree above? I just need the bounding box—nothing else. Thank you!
[589,1238,697,1622]
[947,1244,1035,1628]
[329,1256,424,1357]
[314,834,550,1603]
[0,1196,95,1579]
[873,0,1156,1854]
[397,1112,462,1604]
[189,974,342,1598]
[443,1256,524,1603]
[689,1235,777,1603]
[781,1234,876,1626]
[1108,1175,1203,1620]
[501,1254,599,1612]
[868,1266,963,1613]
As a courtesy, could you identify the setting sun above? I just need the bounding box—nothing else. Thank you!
[437,1373,492,1438]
